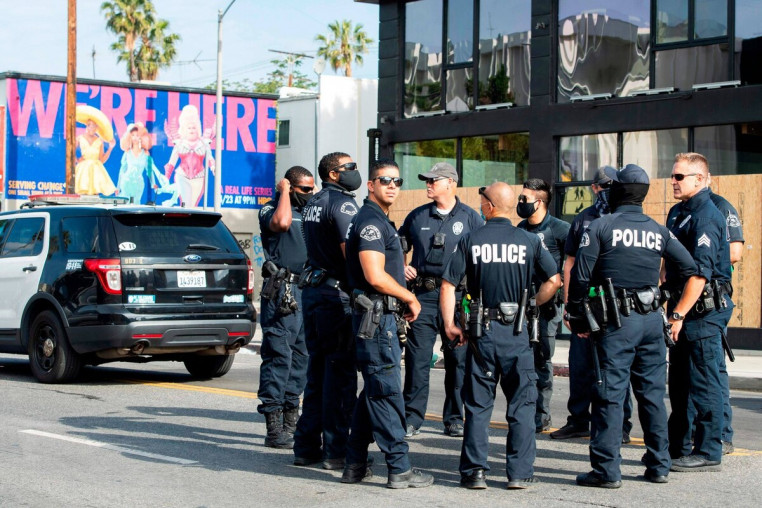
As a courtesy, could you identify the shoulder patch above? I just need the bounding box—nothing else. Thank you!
[727,214,741,228]
[537,232,545,243]
[579,231,590,248]
[340,202,357,216]
[697,233,711,248]
[359,225,382,242]
[452,221,464,235]
[260,204,274,214]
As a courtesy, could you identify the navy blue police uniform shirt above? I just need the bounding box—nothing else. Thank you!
[258,193,308,274]
[665,188,733,333]
[398,198,483,278]
[709,190,744,244]
[345,199,406,294]
[569,205,698,304]
[301,182,358,282]
[564,203,606,257]
[442,218,558,308]
[518,213,570,276]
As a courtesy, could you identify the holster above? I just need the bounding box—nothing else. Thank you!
[353,293,383,340]
[262,267,288,300]
[631,287,661,314]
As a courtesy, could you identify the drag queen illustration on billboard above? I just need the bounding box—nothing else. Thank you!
[75,105,117,196]
[163,104,215,207]
[117,122,156,203]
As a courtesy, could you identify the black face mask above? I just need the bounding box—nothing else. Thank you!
[609,183,649,209]
[290,191,313,209]
[516,201,538,219]
[337,170,362,191]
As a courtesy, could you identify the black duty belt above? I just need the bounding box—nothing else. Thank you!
[412,275,443,291]
[350,290,402,313]
[483,302,520,325]
[303,266,345,292]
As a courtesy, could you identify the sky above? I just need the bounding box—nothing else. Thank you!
[0,0,380,89]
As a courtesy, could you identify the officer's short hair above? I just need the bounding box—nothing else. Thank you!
[523,178,552,205]
[369,159,399,180]
[318,152,351,181]
[284,166,313,186]
[674,152,709,176]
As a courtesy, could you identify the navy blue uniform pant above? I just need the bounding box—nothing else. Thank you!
[460,322,537,481]
[293,284,357,461]
[346,312,411,474]
[534,304,562,427]
[687,336,733,443]
[567,332,633,433]
[257,282,308,414]
[668,327,724,462]
[403,288,466,430]
[590,312,670,481]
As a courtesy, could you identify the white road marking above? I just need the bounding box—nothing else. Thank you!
[19,429,197,465]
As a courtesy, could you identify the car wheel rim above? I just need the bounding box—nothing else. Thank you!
[34,324,56,372]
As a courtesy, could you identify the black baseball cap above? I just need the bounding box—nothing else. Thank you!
[604,164,650,185]
[593,166,614,186]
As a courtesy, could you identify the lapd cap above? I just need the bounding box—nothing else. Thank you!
[604,164,650,185]
[593,166,614,186]
[418,162,458,183]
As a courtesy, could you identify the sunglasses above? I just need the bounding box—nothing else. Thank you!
[425,177,446,185]
[330,162,357,173]
[478,186,494,206]
[373,176,404,187]
[294,185,314,193]
[670,172,701,182]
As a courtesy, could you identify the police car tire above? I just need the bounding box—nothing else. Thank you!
[28,310,83,384]
[183,355,235,379]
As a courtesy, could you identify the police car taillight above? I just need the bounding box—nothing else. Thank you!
[84,259,122,295]
[247,258,254,295]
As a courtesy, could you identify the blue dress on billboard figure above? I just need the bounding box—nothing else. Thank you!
[117,123,156,204]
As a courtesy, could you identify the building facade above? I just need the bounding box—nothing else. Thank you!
[360,0,762,347]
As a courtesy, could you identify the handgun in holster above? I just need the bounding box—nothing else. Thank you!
[711,280,729,310]
[659,308,676,348]
[262,261,287,300]
[354,293,383,340]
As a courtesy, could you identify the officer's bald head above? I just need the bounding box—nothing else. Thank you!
[482,182,515,215]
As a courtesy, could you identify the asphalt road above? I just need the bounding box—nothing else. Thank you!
[1,350,761,507]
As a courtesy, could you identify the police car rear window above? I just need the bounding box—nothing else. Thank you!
[112,213,240,254]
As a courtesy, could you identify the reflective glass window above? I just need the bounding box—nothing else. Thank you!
[277,120,290,147]
[558,133,617,181]
[735,0,762,85]
[558,1,650,102]
[623,128,689,179]
[461,133,529,186]
[695,0,727,39]
[393,139,457,190]
[695,123,762,175]
[446,68,473,112]
[404,0,444,117]
[447,0,473,64]
[1,218,44,257]
[654,44,730,89]
[656,0,689,43]
[478,0,531,106]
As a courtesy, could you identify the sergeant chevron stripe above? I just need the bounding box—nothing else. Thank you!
[697,233,711,247]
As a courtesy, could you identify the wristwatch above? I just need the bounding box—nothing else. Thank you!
[670,312,685,321]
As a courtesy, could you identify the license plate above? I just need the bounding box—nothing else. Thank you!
[178,270,206,288]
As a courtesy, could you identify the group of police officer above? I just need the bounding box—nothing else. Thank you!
[256,150,741,490]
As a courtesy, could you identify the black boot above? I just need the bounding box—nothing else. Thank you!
[283,407,299,438]
[264,410,293,449]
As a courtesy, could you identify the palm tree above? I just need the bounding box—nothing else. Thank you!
[135,19,181,81]
[315,20,374,77]
[101,0,156,82]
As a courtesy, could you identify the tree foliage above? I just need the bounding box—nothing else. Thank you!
[101,0,180,82]
[208,57,316,94]
[315,19,373,77]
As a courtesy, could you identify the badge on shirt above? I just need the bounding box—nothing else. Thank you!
[697,233,711,248]
[340,203,357,216]
[360,225,382,241]
[452,221,464,235]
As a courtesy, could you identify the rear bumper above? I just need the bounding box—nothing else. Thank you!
[67,316,256,355]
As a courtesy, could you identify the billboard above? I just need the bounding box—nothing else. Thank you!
[4,78,276,208]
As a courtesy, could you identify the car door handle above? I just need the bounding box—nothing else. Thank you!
[23,265,38,272]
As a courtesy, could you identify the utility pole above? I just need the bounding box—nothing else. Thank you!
[92,45,96,79]
[268,49,313,88]
[214,0,238,212]
[65,0,77,194]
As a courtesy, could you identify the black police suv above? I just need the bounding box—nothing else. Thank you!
[0,195,257,383]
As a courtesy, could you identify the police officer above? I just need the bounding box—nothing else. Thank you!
[553,168,634,442]
[257,166,313,448]
[342,159,434,489]
[441,182,561,489]
[568,164,703,488]
[516,178,570,433]
[293,152,361,470]
[398,162,482,438]
[664,153,735,472]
